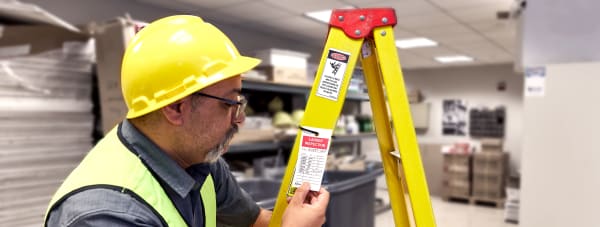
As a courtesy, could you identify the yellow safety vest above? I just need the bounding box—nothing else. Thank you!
[44,127,216,227]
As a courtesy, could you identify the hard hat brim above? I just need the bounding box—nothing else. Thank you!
[125,55,261,119]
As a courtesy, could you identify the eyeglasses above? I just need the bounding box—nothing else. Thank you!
[193,92,247,122]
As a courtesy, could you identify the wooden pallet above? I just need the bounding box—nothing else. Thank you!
[442,195,471,204]
[442,195,505,208]
[470,196,505,208]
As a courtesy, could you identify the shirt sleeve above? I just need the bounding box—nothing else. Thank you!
[212,158,261,227]
[46,188,164,227]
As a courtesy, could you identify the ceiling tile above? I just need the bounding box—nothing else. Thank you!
[261,15,328,41]
[428,32,488,45]
[361,0,442,17]
[344,0,392,5]
[451,41,512,63]
[393,28,419,39]
[430,0,513,10]
[396,12,459,29]
[414,23,473,37]
[176,0,249,9]
[448,41,497,51]
[397,50,437,69]
[263,0,350,15]
[467,20,515,34]
[136,0,198,13]
[216,1,288,22]
[407,46,458,57]
[447,6,502,23]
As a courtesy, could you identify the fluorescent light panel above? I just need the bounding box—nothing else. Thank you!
[304,9,332,23]
[304,6,356,24]
[395,37,438,49]
[435,55,474,63]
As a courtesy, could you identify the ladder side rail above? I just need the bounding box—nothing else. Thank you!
[268,27,364,227]
[372,25,436,226]
[360,38,411,227]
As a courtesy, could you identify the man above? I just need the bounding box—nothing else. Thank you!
[44,15,329,227]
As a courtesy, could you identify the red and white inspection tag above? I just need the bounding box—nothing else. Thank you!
[288,126,333,194]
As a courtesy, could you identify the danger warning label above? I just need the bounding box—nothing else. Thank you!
[316,48,350,101]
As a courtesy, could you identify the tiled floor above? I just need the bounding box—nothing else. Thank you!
[375,196,518,227]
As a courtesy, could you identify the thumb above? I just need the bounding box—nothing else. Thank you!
[289,182,310,205]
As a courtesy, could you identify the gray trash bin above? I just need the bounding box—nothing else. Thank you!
[321,168,383,227]
[238,164,383,227]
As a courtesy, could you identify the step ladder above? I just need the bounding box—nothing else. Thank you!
[268,8,436,227]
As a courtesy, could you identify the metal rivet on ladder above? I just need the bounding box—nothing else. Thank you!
[381,31,387,36]
[382,17,388,24]
[338,15,344,21]
[355,30,361,36]
[359,15,365,21]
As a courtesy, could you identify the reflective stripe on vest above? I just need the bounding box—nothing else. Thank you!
[44,126,217,227]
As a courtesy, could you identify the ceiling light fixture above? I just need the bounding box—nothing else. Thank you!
[304,6,356,24]
[395,37,438,49]
[434,55,474,63]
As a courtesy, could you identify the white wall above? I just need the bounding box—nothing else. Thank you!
[521,62,600,227]
[522,0,600,66]
[403,64,523,172]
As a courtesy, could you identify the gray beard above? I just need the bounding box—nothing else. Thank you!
[204,125,238,163]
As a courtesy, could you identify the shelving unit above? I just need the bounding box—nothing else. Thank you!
[225,78,374,157]
[242,79,370,101]
[228,133,377,154]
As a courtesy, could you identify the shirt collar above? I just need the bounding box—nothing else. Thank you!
[118,120,199,198]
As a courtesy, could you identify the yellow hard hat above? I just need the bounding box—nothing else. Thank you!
[121,15,261,118]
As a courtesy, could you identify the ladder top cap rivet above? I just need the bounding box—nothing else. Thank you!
[329,8,397,39]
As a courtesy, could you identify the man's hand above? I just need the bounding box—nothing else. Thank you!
[282,182,330,227]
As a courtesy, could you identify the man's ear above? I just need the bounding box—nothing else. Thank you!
[160,101,185,126]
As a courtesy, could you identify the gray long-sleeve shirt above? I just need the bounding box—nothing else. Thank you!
[46,120,260,226]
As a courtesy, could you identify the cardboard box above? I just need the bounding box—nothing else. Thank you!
[407,89,423,103]
[472,187,504,198]
[256,65,310,86]
[473,152,508,174]
[444,178,470,188]
[230,128,276,144]
[479,138,504,152]
[443,184,470,198]
[473,173,504,190]
[443,153,471,173]
[254,48,310,86]
[255,48,309,68]
[93,18,136,134]
[0,25,88,58]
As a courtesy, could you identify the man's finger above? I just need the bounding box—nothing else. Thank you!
[314,187,330,209]
[289,182,310,205]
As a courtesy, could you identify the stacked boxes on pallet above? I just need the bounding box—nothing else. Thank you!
[472,139,508,204]
[0,25,95,226]
[442,144,471,199]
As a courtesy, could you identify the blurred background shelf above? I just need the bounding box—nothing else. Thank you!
[228,132,376,154]
[242,79,369,101]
